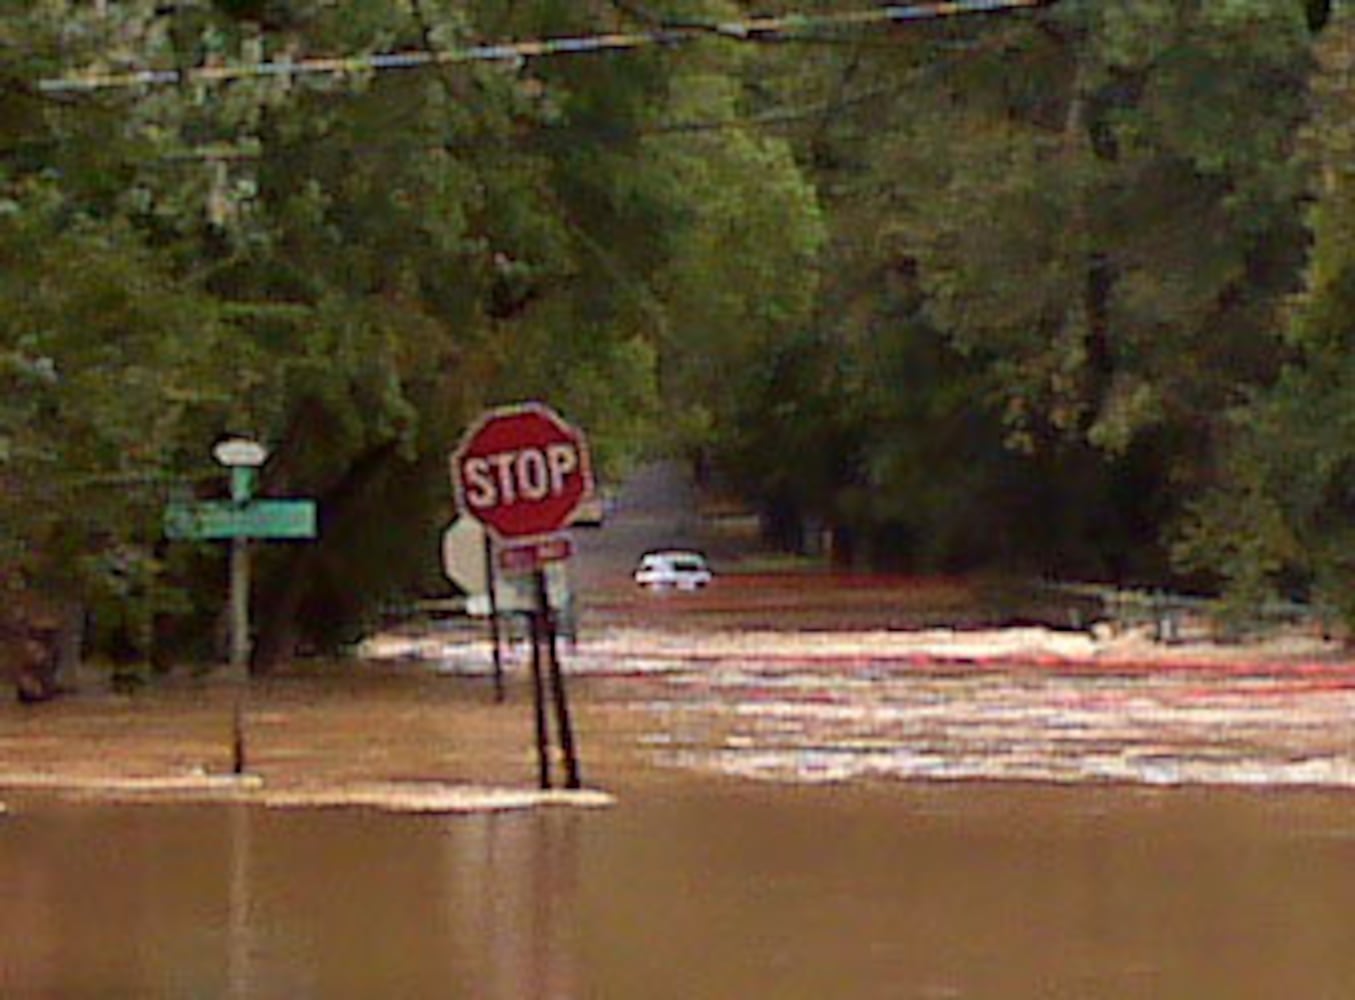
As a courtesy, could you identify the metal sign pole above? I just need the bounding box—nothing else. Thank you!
[228,470,252,775]
[228,465,255,673]
[537,568,581,789]
[229,537,250,672]
[163,439,319,776]
[484,531,505,703]
[229,535,250,774]
[528,601,552,790]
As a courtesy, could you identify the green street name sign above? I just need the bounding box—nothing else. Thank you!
[164,499,317,541]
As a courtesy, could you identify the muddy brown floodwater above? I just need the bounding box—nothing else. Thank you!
[7,779,1355,999]
[5,630,1355,998]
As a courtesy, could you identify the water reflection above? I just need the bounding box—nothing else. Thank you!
[0,802,586,998]
[6,786,1355,997]
[444,812,580,1000]
[227,805,253,999]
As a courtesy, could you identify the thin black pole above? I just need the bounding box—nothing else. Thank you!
[231,694,246,775]
[527,606,552,790]
[228,538,249,775]
[484,531,505,703]
[537,568,582,790]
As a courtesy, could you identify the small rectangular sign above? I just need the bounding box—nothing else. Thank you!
[497,535,572,574]
[165,499,318,541]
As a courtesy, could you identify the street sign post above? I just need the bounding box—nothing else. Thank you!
[451,402,591,790]
[162,439,318,775]
[163,443,317,672]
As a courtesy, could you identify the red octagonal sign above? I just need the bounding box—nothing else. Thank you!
[452,402,594,539]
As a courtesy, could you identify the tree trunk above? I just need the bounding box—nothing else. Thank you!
[0,588,69,704]
[830,523,857,570]
[249,438,402,674]
[248,548,310,674]
[1062,54,1117,430]
[760,496,806,554]
[1083,249,1116,422]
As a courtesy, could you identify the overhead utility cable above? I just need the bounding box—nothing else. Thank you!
[38,0,1055,94]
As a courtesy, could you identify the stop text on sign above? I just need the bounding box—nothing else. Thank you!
[462,443,579,509]
[452,402,594,539]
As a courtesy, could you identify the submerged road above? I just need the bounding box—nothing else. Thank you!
[7,464,1355,996]
[569,458,710,594]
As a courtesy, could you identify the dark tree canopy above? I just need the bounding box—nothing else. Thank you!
[5,0,1354,666]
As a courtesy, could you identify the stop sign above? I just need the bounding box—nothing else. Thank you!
[452,402,594,539]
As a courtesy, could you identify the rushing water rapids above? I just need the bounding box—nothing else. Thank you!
[0,621,1350,803]
[364,622,1355,793]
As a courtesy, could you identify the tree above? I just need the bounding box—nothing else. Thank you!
[1177,8,1355,625]
[6,0,828,670]
[707,0,1317,579]
[0,176,231,673]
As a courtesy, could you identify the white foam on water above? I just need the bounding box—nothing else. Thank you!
[0,771,615,814]
[260,782,617,814]
[0,770,264,794]
[361,621,1347,678]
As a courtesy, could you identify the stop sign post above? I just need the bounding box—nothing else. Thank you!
[451,402,589,790]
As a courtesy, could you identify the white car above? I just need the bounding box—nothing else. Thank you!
[633,550,713,590]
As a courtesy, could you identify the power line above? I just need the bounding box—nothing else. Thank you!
[12,49,962,165]
[37,0,1054,94]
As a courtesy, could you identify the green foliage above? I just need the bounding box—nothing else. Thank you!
[1174,355,1355,622]
[700,0,1318,582]
[895,1,1310,450]
[4,0,833,664]
[3,0,1343,658]
[651,67,826,456]
[1177,10,1355,624]
[0,175,228,632]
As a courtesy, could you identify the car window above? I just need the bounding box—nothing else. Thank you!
[637,552,707,571]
